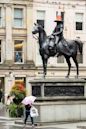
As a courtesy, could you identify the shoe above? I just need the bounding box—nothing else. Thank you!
[32,124,35,128]
[23,124,26,129]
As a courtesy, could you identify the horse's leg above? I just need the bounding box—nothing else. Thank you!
[42,56,48,78]
[72,56,79,78]
[65,57,71,78]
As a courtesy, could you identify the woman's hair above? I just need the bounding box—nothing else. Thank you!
[7,95,10,99]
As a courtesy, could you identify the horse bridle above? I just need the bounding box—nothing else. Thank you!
[32,23,39,41]
[32,35,39,40]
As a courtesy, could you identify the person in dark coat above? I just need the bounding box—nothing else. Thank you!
[24,104,34,126]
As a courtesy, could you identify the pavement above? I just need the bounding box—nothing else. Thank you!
[1,116,86,129]
[1,103,86,129]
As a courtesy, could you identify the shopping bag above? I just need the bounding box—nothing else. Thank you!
[30,106,39,117]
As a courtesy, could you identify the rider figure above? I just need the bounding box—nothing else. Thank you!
[52,12,63,46]
[48,12,63,50]
[49,12,70,54]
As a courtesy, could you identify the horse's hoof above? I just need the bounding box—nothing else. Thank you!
[43,74,46,79]
[65,75,69,78]
[75,75,78,79]
[43,76,45,79]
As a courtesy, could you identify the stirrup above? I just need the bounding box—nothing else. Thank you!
[49,46,52,49]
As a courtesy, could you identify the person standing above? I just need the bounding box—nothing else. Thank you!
[24,104,34,127]
[6,95,12,111]
[0,89,3,102]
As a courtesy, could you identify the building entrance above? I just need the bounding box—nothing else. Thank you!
[0,77,4,103]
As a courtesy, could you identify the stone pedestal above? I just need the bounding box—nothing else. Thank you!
[29,78,86,123]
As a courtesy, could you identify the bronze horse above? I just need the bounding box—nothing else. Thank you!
[32,23,82,78]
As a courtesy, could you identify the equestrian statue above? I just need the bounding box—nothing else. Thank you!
[32,13,82,78]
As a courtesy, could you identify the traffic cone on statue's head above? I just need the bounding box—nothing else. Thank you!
[54,11,63,22]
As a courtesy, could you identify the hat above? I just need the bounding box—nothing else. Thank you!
[54,12,63,22]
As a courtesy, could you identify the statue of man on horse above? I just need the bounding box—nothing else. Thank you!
[32,13,82,78]
[49,12,71,56]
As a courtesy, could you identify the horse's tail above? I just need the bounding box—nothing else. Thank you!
[75,40,83,54]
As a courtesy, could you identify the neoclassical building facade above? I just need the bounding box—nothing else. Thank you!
[0,0,86,102]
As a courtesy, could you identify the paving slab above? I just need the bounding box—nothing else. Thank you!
[77,126,86,129]
[1,116,86,129]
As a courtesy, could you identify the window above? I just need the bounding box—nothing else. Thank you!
[37,10,45,28]
[14,8,23,27]
[75,13,83,30]
[77,43,83,63]
[14,40,23,63]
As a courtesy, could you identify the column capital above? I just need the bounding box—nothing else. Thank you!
[27,2,33,8]
[4,3,12,8]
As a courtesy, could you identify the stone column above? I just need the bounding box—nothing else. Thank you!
[26,77,32,96]
[26,4,34,62]
[5,4,13,64]
[83,42,86,65]
[5,74,14,103]
[64,8,75,39]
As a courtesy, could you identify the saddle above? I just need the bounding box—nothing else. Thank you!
[48,37,71,56]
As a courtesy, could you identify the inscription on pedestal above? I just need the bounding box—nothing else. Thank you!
[32,85,84,97]
[44,85,84,96]
[30,79,86,98]
[32,86,41,97]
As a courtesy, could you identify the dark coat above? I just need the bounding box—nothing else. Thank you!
[53,22,63,38]
[25,104,31,113]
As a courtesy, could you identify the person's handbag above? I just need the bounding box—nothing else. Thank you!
[30,106,39,117]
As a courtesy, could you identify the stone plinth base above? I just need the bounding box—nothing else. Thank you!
[34,101,86,123]
[29,78,86,123]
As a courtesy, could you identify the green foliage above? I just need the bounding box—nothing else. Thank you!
[9,103,24,117]
[10,81,26,104]
[9,80,26,117]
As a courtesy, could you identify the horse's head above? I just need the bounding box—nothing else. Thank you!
[32,23,46,35]
[32,23,39,34]
[32,23,47,46]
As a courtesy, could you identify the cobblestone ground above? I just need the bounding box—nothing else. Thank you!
[1,119,86,129]
[0,120,62,129]
[0,121,33,129]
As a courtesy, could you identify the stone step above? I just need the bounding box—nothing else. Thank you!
[77,126,86,129]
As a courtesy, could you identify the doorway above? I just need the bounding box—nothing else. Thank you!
[0,77,4,103]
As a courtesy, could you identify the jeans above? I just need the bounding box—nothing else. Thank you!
[24,111,34,125]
